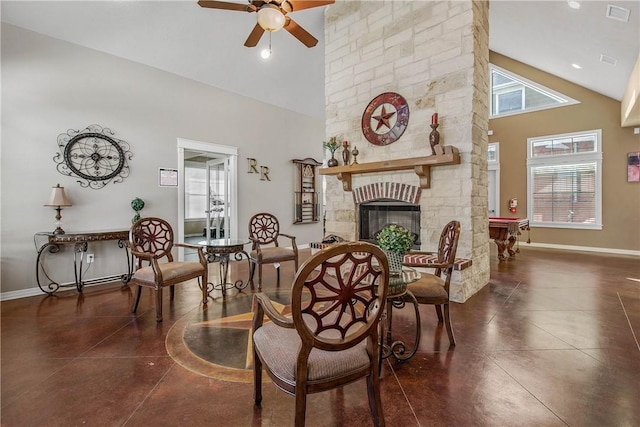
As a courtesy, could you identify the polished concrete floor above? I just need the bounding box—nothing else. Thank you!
[1,247,639,426]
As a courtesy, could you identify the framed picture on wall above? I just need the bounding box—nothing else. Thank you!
[159,168,178,187]
[628,152,640,182]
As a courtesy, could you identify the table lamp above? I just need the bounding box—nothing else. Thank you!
[44,184,72,234]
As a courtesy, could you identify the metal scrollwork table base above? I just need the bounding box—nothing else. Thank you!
[379,268,422,373]
[35,230,133,295]
[198,239,251,297]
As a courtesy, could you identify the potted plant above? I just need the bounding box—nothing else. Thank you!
[131,197,145,224]
[377,224,415,274]
[323,135,342,167]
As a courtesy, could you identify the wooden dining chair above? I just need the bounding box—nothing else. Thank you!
[404,220,460,346]
[252,242,389,427]
[129,217,208,322]
[248,212,298,288]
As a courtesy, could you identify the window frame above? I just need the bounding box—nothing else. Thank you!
[489,64,579,119]
[526,129,603,230]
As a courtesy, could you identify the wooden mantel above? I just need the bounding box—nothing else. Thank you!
[319,147,460,191]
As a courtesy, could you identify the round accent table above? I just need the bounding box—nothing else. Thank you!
[198,239,251,297]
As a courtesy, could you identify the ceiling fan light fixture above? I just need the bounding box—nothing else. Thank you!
[257,4,285,32]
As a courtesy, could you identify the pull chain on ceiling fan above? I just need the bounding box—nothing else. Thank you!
[198,0,335,48]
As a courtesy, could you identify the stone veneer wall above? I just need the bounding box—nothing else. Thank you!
[324,0,490,302]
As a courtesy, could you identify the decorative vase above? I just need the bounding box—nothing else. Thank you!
[327,152,339,167]
[429,124,440,155]
[342,141,350,165]
[382,250,404,276]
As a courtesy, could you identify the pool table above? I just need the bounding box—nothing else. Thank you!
[489,217,530,260]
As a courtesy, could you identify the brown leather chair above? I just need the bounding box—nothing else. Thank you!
[248,212,298,288]
[129,217,208,322]
[252,242,389,427]
[404,220,460,346]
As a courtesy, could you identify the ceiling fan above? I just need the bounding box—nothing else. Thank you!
[198,0,334,48]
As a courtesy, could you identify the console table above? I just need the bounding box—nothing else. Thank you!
[34,230,133,295]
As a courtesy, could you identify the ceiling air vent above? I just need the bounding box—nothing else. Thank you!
[600,54,618,66]
[606,4,630,22]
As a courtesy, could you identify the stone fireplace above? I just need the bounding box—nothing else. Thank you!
[323,1,491,303]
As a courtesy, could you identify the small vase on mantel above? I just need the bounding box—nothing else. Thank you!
[327,153,339,167]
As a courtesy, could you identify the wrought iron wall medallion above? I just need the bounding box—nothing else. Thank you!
[54,124,133,189]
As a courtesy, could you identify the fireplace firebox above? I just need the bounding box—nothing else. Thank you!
[359,200,420,249]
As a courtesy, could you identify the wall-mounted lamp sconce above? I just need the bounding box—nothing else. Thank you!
[44,184,72,234]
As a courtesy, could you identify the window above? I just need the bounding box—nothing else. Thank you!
[490,64,579,118]
[527,130,602,229]
[185,163,206,220]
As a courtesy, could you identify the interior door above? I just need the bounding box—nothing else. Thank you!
[205,157,230,242]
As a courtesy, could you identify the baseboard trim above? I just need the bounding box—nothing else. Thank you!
[1,277,123,301]
[0,287,44,301]
[523,242,640,257]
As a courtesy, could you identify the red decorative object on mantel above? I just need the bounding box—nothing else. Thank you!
[429,112,440,155]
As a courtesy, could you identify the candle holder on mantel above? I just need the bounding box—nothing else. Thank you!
[342,140,350,165]
[351,146,359,165]
[429,124,440,156]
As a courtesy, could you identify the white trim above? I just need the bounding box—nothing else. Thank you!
[488,142,500,217]
[522,242,640,257]
[1,287,43,301]
[0,279,121,301]
[489,64,580,119]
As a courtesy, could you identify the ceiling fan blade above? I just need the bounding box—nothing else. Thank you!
[284,17,318,47]
[198,0,251,12]
[244,23,265,47]
[287,0,334,12]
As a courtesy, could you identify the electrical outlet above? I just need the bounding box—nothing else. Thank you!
[86,254,95,264]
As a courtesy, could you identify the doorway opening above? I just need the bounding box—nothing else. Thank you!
[177,138,238,261]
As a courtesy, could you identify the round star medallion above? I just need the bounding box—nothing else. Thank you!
[361,92,410,146]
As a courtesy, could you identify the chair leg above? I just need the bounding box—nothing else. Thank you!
[131,285,142,314]
[258,264,263,289]
[294,389,307,427]
[249,262,256,286]
[276,265,280,285]
[435,304,444,322]
[443,303,456,346]
[367,374,386,427]
[170,285,175,301]
[253,350,262,405]
[200,277,209,306]
[155,289,163,322]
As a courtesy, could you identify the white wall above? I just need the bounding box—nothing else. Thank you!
[1,24,324,295]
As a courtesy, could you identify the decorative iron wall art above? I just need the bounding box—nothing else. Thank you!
[54,124,132,189]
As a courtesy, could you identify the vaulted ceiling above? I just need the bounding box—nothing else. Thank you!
[2,1,639,120]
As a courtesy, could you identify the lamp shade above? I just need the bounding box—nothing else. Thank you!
[44,184,72,207]
[257,4,285,32]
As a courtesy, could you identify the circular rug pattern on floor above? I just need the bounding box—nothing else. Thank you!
[166,290,292,383]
